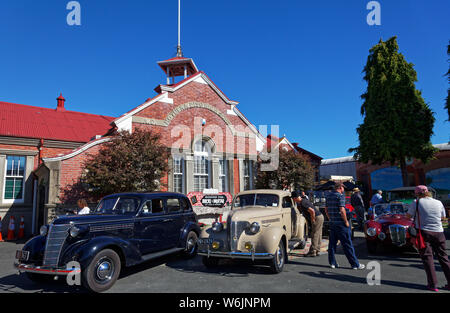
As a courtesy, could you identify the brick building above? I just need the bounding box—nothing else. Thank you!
[0,54,322,237]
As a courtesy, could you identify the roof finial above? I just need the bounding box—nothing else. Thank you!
[176,0,183,57]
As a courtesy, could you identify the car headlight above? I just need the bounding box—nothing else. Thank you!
[366,227,377,237]
[212,222,224,233]
[249,222,260,234]
[40,225,48,236]
[69,226,81,238]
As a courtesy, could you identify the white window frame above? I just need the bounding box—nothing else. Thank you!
[219,159,228,193]
[193,139,212,192]
[243,159,253,191]
[173,156,185,194]
[3,155,26,204]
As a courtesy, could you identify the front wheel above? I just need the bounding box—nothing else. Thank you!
[82,249,121,293]
[269,240,286,274]
[182,231,198,258]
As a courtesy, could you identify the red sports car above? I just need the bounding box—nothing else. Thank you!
[364,202,416,254]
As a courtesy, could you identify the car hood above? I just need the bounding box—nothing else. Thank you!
[52,214,133,225]
[229,206,280,222]
[375,214,413,227]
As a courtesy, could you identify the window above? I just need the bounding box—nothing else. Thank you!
[173,156,184,193]
[141,201,151,214]
[193,139,211,192]
[243,160,252,191]
[282,196,292,208]
[94,197,140,215]
[166,198,180,213]
[180,197,190,211]
[4,156,26,201]
[219,159,228,192]
[151,198,164,214]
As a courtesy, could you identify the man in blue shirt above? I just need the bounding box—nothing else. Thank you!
[325,182,365,270]
[370,190,383,207]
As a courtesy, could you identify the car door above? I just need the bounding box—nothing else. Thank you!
[135,197,169,255]
[163,196,185,248]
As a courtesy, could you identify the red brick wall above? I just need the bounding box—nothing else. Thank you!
[133,82,256,156]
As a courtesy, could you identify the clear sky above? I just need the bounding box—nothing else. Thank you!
[0,0,449,159]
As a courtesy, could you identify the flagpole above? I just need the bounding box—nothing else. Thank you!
[177,0,182,57]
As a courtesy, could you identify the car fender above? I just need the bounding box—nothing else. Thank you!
[22,235,46,260]
[257,226,286,255]
[178,222,201,248]
[61,236,142,268]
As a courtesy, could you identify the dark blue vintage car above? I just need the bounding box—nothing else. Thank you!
[14,192,200,292]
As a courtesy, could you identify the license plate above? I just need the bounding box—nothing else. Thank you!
[198,238,213,245]
[16,250,30,261]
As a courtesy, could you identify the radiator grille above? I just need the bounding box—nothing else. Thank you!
[389,224,407,247]
[43,224,71,267]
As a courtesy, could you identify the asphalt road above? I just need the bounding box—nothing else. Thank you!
[1,232,449,293]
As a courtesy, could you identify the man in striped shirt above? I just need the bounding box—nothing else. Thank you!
[325,182,365,270]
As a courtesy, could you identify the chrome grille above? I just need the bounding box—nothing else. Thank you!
[43,224,71,267]
[230,221,249,251]
[389,224,407,246]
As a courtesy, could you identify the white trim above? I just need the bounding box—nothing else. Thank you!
[2,155,26,204]
[43,138,112,162]
[113,94,166,126]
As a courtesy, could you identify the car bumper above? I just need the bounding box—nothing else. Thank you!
[198,249,274,261]
[14,261,81,276]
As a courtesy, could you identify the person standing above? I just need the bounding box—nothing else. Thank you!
[351,188,365,231]
[292,191,324,257]
[406,185,450,292]
[325,182,365,269]
[370,190,383,207]
[77,199,90,215]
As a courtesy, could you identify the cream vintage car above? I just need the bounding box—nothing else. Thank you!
[198,189,308,273]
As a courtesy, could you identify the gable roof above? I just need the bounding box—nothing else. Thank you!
[0,101,115,143]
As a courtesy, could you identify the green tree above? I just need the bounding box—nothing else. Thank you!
[73,129,169,200]
[255,149,315,191]
[349,37,438,187]
[446,42,449,121]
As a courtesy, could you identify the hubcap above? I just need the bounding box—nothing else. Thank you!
[187,235,197,254]
[95,258,114,284]
[276,244,284,268]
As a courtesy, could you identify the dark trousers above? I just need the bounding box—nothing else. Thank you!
[328,223,360,268]
[355,206,365,231]
[418,230,450,288]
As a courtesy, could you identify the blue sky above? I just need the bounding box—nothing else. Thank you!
[0,0,449,159]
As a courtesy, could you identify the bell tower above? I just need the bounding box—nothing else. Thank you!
[157,0,198,85]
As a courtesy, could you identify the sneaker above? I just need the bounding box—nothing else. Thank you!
[353,264,365,270]
[330,264,339,269]
[306,251,317,257]
[427,286,439,292]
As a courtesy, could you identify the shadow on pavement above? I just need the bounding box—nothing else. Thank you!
[0,273,86,293]
[300,270,428,291]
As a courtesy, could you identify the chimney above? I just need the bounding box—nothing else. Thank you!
[56,93,66,112]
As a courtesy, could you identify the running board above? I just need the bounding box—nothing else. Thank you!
[288,239,305,252]
[141,247,184,262]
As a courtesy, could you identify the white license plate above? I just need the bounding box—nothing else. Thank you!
[16,250,30,261]
[198,238,213,245]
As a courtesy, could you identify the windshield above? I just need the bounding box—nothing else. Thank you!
[95,196,141,215]
[233,194,279,208]
[373,203,407,216]
[388,190,415,202]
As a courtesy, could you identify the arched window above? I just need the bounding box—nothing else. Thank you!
[193,139,212,192]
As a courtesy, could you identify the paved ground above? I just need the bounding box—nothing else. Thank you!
[1,231,449,293]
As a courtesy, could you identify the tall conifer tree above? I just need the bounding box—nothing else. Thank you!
[349,37,437,187]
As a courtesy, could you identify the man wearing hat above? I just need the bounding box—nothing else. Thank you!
[351,187,365,231]
[292,190,324,257]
